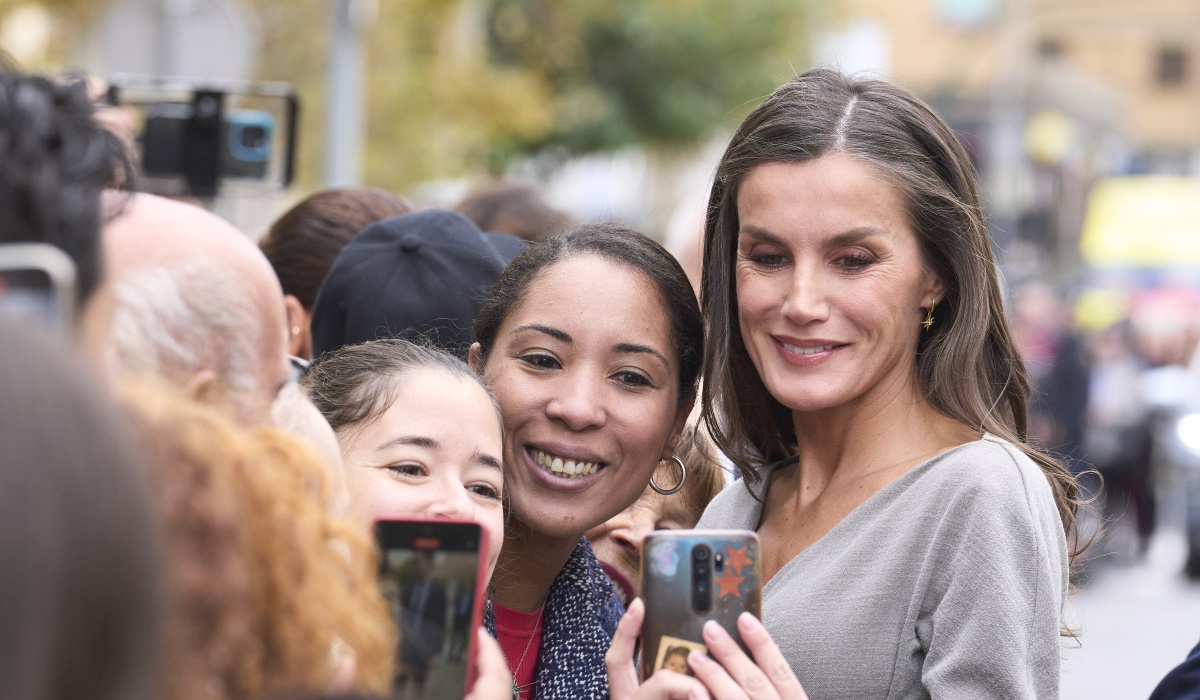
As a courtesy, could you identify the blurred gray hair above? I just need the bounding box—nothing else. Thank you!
[109,264,263,412]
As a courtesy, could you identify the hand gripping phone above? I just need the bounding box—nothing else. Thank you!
[375,519,488,699]
[641,530,762,679]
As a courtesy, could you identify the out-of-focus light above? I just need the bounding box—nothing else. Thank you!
[0,5,53,66]
[1176,414,1200,456]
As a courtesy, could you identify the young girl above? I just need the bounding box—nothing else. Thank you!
[304,338,506,581]
[304,339,514,700]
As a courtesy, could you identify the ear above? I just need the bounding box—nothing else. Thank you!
[283,295,311,359]
[660,391,696,462]
[922,269,947,309]
[182,368,219,401]
[467,342,484,373]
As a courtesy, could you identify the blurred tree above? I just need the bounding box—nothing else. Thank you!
[485,0,809,161]
[2,0,812,194]
[255,0,810,192]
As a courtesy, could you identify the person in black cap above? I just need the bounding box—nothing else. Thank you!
[310,209,527,361]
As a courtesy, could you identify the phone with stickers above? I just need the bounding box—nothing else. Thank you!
[640,530,762,679]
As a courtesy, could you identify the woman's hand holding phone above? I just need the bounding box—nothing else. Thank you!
[606,598,809,700]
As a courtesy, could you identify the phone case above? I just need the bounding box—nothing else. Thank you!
[374,519,489,697]
[640,530,762,679]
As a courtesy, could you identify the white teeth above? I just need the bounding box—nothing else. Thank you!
[783,342,836,356]
[530,449,601,479]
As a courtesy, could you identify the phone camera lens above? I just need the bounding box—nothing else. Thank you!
[694,547,709,561]
[241,125,266,149]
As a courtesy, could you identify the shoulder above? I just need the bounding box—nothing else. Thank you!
[918,436,1056,508]
[697,457,793,530]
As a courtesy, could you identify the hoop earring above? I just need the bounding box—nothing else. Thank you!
[922,302,936,331]
[650,455,687,496]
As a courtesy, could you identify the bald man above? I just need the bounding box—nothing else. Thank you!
[93,193,290,425]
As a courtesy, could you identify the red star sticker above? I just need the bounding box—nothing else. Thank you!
[714,569,744,598]
[725,545,752,575]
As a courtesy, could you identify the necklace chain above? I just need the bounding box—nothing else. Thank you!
[502,603,545,699]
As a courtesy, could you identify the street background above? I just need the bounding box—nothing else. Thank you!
[6,0,1200,695]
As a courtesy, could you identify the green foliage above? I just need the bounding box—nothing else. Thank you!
[486,0,809,155]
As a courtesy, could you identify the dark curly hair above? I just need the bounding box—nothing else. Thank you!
[0,69,134,306]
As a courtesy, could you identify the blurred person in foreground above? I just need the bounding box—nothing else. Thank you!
[456,179,572,243]
[0,316,164,700]
[260,188,414,361]
[0,66,133,351]
[118,380,395,699]
[586,423,726,605]
[310,210,526,361]
[97,192,291,424]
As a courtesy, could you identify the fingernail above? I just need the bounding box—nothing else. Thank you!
[688,650,709,666]
[738,612,757,630]
[703,620,727,640]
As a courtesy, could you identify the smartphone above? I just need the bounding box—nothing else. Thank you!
[375,519,488,699]
[0,242,77,328]
[107,77,298,197]
[640,530,762,679]
[142,102,274,180]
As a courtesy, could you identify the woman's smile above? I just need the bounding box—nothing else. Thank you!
[772,336,850,366]
[481,254,683,538]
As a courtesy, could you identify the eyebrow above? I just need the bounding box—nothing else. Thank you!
[375,435,438,452]
[511,323,571,343]
[474,451,503,471]
[739,225,888,248]
[614,343,670,369]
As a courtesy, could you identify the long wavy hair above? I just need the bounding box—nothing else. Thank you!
[700,69,1081,561]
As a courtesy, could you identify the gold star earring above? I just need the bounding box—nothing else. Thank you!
[922,302,936,331]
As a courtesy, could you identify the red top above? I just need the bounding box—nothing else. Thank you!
[494,603,544,700]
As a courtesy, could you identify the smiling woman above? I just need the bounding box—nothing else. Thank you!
[302,339,506,580]
[470,221,704,699]
[645,68,1080,700]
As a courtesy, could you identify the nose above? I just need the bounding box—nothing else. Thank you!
[545,370,606,431]
[779,262,830,326]
[608,509,657,557]
[423,479,475,521]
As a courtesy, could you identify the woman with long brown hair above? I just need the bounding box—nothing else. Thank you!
[610,69,1077,700]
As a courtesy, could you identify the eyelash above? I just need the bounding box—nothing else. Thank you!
[613,369,653,388]
[386,462,426,479]
[836,253,875,270]
[519,352,561,370]
[386,464,501,501]
[468,483,501,501]
[521,353,655,389]
[746,250,876,271]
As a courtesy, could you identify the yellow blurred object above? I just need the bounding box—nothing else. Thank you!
[1081,176,1200,267]
[1074,288,1128,332]
[1023,110,1075,166]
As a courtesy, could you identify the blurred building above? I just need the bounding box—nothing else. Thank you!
[819,0,1200,280]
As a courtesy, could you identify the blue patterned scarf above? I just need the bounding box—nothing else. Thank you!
[485,537,625,699]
